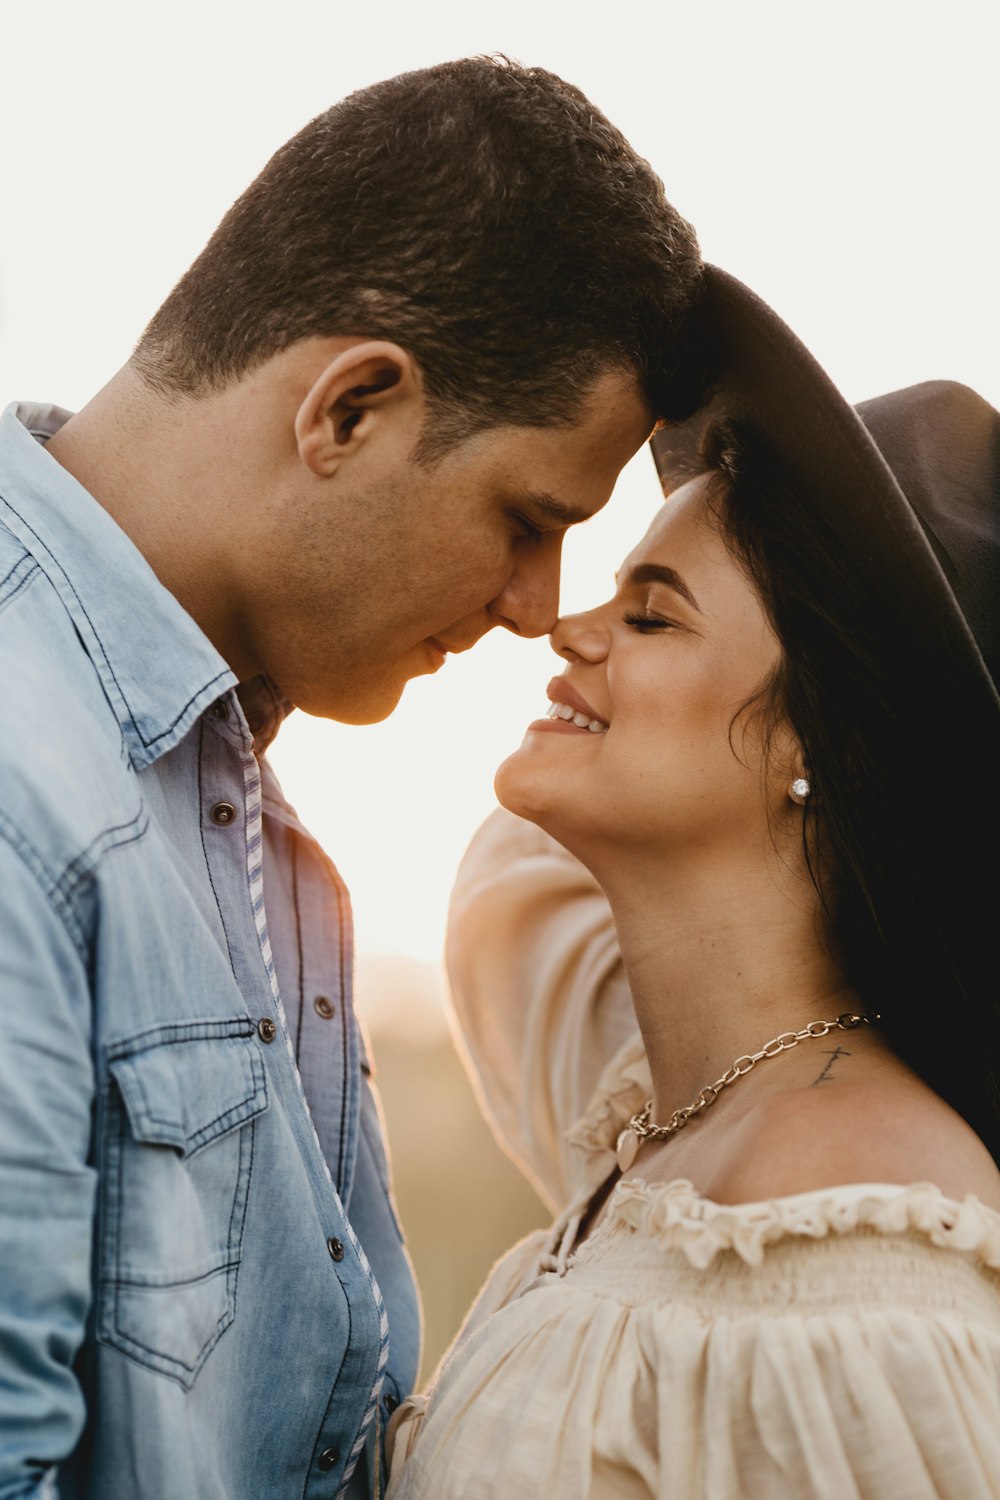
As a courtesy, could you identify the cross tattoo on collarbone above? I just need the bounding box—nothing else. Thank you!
[812,1044,851,1085]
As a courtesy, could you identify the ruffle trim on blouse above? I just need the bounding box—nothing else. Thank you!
[597,1178,1000,1272]
[563,1032,651,1160]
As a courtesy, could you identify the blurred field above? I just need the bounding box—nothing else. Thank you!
[360,956,548,1384]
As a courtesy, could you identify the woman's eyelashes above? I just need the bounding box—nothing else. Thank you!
[622,608,677,633]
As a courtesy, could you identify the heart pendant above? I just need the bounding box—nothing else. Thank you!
[616,1126,640,1172]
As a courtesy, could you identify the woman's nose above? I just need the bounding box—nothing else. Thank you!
[550,608,610,663]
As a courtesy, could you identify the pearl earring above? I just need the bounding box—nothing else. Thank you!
[789,777,811,804]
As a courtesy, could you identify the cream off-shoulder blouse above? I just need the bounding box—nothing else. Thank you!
[385,811,1000,1500]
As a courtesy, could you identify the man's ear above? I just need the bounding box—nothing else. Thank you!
[294,341,418,476]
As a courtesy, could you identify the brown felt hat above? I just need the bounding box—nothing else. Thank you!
[650,266,1000,756]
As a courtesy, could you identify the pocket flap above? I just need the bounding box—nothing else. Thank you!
[109,1028,268,1155]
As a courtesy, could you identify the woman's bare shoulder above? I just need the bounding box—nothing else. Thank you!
[704,1073,1000,1210]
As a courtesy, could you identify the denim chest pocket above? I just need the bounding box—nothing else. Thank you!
[97,1021,269,1388]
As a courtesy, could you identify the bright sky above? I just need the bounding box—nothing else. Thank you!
[3,0,997,973]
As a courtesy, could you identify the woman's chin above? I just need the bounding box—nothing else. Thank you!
[494,745,559,826]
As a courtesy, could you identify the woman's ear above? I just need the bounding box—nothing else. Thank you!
[294,340,418,476]
[788,774,811,806]
[768,720,811,809]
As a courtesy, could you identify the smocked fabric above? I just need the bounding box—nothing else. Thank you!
[388,1179,1000,1499]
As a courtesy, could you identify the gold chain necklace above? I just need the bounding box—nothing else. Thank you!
[615,1011,882,1172]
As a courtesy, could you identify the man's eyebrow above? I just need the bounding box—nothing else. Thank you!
[617,562,702,612]
[518,491,593,527]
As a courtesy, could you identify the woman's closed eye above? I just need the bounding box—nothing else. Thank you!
[623,609,677,632]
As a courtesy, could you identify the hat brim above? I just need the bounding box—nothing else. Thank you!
[650,266,999,740]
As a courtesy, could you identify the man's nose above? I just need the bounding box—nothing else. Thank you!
[490,538,564,638]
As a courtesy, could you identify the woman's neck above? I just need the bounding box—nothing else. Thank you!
[599,848,856,1122]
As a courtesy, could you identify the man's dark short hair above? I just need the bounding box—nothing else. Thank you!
[133,55,708,452]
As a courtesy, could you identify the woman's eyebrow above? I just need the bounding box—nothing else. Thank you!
[617,562,701,612]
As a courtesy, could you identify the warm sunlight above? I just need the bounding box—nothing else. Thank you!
[4,0,997,1381]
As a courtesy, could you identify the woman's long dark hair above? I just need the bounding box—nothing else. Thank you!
[702,421,999,1164]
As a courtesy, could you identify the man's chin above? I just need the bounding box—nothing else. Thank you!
[287,644,447,725]
[294,676,407,726]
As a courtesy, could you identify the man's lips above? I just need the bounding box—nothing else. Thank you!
[546,677,609,728]
[426,632,487,656]
[416,637,450,674]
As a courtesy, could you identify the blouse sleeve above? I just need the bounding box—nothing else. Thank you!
[445,808,637,1209]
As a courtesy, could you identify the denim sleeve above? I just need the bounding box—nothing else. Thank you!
[0,832,96,1497]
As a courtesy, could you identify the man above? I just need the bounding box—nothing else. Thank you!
[0,56,703,1499]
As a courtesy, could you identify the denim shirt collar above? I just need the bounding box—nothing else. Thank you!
[0,401,237,771]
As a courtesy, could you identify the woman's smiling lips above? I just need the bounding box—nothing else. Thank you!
[527,677,609,736]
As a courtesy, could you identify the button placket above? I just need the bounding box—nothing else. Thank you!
[199,729,389,1487]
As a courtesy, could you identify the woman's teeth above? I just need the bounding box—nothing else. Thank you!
[545,702,607,733]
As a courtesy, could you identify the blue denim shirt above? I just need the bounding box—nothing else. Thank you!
[0,403,421,1499]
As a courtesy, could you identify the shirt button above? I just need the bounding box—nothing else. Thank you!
[210,802,238,826]
[313,994,336,1020]
[210,700,228,720]
[257,1018,277,1044]
[327,1236,345,1262]
[317,1448,339,1471]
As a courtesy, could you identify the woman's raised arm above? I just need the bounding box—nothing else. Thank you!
[445,807,638,1210]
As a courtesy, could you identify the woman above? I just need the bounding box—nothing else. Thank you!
[386,269,1000,1498]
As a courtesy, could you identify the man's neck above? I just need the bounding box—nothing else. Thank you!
[46,365,261,679]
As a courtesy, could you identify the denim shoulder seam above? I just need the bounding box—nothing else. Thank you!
[0,811,88,962]
[0,552,40,612]
[0,805,149,963]
[53,808,150,913]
